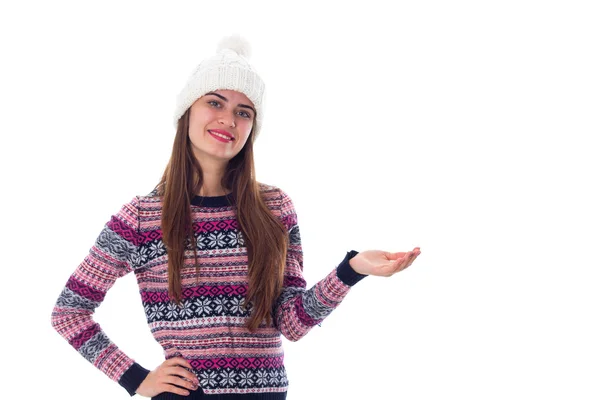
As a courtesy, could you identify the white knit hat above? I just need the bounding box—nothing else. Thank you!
[173,35,266,139]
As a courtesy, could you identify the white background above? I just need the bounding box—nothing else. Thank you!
[1,1,599,399]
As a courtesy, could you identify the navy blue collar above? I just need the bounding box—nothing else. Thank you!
[190,192,235,207]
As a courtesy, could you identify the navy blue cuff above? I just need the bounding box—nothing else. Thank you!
[119,362,150,396]
[336,250,368,286]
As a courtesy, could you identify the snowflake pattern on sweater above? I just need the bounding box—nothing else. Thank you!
[51,184,366,397]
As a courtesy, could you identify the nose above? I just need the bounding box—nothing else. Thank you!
[218,114,236,128]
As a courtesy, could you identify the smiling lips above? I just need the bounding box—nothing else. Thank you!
[208,130,234,142]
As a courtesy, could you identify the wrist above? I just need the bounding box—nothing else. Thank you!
[336,250,367,286]
[349,256,358,273]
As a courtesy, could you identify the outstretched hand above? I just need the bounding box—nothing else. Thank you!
[349,247,421,277]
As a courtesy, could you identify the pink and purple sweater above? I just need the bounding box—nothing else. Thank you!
[51,183,367,398]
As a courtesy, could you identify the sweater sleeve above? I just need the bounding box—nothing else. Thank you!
[50,196,150,396]
[272,189,368,342]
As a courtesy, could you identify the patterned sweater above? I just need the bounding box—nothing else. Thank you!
[51,183,367,398]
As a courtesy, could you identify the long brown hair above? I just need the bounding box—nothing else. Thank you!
[155,108,288,332]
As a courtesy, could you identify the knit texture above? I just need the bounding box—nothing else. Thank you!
[51,183,367,397]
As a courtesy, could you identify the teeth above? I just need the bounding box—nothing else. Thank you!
[211,131,232,141]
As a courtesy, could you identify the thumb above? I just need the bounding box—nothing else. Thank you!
[386,251,408,261]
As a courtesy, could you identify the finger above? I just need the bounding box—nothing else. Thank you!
[398,251,417,271]
[413,248,422,259]
[163,375,198,392]
[390,253,410,274]
[160,382,191,397]
[386,251,408,261]
[404,251,420,269]
[163,366,199,384]
[387,250,417,275]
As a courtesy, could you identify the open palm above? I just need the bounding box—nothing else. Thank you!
[349,247,421,277]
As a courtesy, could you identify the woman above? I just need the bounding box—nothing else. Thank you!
[51,35,421,399]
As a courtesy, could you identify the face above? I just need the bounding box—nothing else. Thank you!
[188,89,255,165]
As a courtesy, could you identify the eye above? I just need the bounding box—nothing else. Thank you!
[207,100,221,107]
[238,110,252,119]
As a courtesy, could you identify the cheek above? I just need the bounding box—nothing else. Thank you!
[241,120,254,136]
[188,127,202,141]
[189,107,212,128]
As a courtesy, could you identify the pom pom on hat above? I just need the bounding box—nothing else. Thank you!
[217,34,251,58]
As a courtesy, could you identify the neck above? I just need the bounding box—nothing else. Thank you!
[196,162,230,197]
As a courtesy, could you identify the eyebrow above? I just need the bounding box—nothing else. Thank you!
[205,92,256,116]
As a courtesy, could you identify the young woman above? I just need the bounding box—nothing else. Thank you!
[51,35,421,399]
